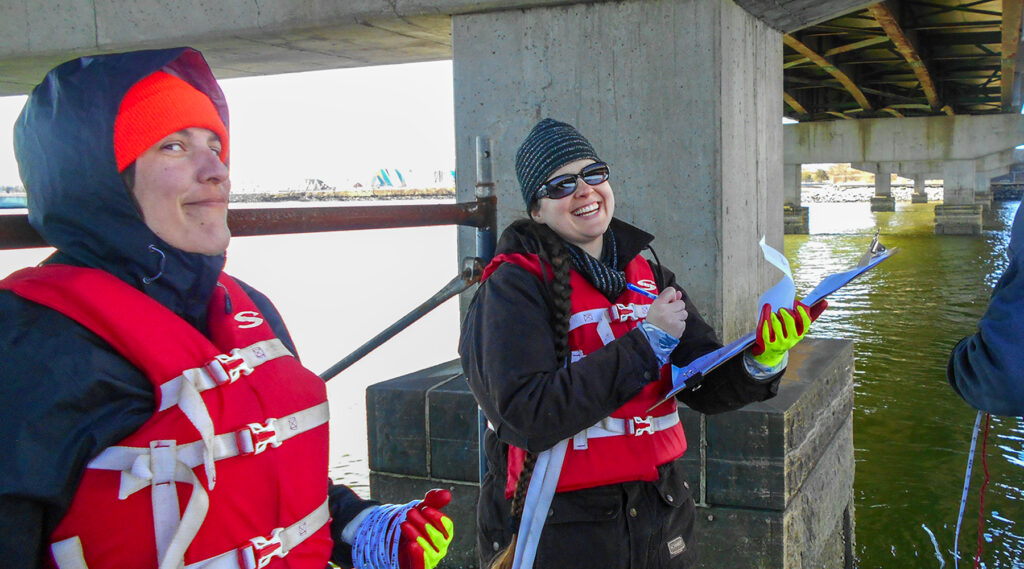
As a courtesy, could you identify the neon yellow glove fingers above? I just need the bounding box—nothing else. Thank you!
[753,306,809,368]
[416,516,454,569]
[773,310,790,341]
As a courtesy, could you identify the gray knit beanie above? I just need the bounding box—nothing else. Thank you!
[515,118,601,208]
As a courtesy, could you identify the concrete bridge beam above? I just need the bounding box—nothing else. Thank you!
[0,0,893,96]
[785,114,1024,165]
[852,151,1016,182]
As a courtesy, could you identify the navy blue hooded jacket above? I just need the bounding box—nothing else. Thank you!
[0,48,372,567]
[947,203,1024,416]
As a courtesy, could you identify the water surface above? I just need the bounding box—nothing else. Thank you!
[788,200,1022,568]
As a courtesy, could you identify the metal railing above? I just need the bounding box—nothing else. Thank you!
[0,199,495,250]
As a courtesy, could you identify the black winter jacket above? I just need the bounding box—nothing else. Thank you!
[461,218,782,454]
[459,219,782,566]
[0,48,371,568]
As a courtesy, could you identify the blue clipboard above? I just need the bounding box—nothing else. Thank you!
[649,235,898,411]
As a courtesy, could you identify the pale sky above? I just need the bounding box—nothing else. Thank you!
[0,60,456,190]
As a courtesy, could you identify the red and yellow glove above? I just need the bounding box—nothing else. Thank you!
[750,300,827,367]
[398,489,454,569]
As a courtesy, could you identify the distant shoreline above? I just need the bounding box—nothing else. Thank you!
[229,187,455,203]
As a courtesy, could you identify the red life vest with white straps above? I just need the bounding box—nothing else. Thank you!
[482,253,687,495]
[0,265,332,569]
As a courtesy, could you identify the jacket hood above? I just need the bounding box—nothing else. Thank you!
[495,217,655,270]
[14,47,230,326]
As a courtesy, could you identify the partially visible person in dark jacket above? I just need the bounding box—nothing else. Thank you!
[0,47,452,569]
[947,203,1024,416]
[459,118,825,569]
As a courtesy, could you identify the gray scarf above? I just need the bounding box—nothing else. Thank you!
[565,230,627,300]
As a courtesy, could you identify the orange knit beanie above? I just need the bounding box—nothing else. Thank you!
[113,71,229,172]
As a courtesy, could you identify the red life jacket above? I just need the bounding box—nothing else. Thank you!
[0,265,332,569]
[482,253,687,495]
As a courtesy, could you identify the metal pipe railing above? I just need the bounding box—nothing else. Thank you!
[0,198,496,250]
[319,256,485,381]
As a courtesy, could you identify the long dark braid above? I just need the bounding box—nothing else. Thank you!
[490,221,574,569]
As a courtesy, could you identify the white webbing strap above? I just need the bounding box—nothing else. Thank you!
[157,446,211,569]
[80,403,329,569]
[176,375,218,490]
[51,536,89,569]
[512,440,568,569]
[572,412,680,450]
[52,442,210,569]
[155,340,292,490]
[568,308,616,346]
[159,340,292,412]
[185,499,331,569]
[89,402,329,488]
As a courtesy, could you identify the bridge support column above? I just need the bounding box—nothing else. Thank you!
[974,173,993,211]
[784,163,809,234]
[936,160,982,235]
[911,178,928,203]
[870,169,895,212]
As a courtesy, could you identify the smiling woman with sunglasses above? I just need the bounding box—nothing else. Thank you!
[459,118,825,569]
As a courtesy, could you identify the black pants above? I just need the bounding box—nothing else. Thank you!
[478,459,698,569]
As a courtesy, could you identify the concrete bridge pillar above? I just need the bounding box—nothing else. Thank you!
[870,168,895,212]
[784,163,809,234]
[936,160,983,235]
[974,173,993,211]
[911,177,928,203]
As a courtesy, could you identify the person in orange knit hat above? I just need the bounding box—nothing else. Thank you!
[0,47,452,569]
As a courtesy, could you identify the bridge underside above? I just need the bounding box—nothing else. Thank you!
[784,0,1024,120]
[0,0,880,96]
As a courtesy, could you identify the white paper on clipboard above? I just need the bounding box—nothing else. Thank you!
[757,236,797,314]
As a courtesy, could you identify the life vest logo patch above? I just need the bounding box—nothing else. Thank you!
[636,278,657,293]
[234,310,264,329]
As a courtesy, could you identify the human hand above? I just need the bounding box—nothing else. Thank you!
[398,489,454,569]
[644,287,688,338]
[750,300,827,367]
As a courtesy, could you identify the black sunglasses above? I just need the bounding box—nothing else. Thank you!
[536,162,611,200]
